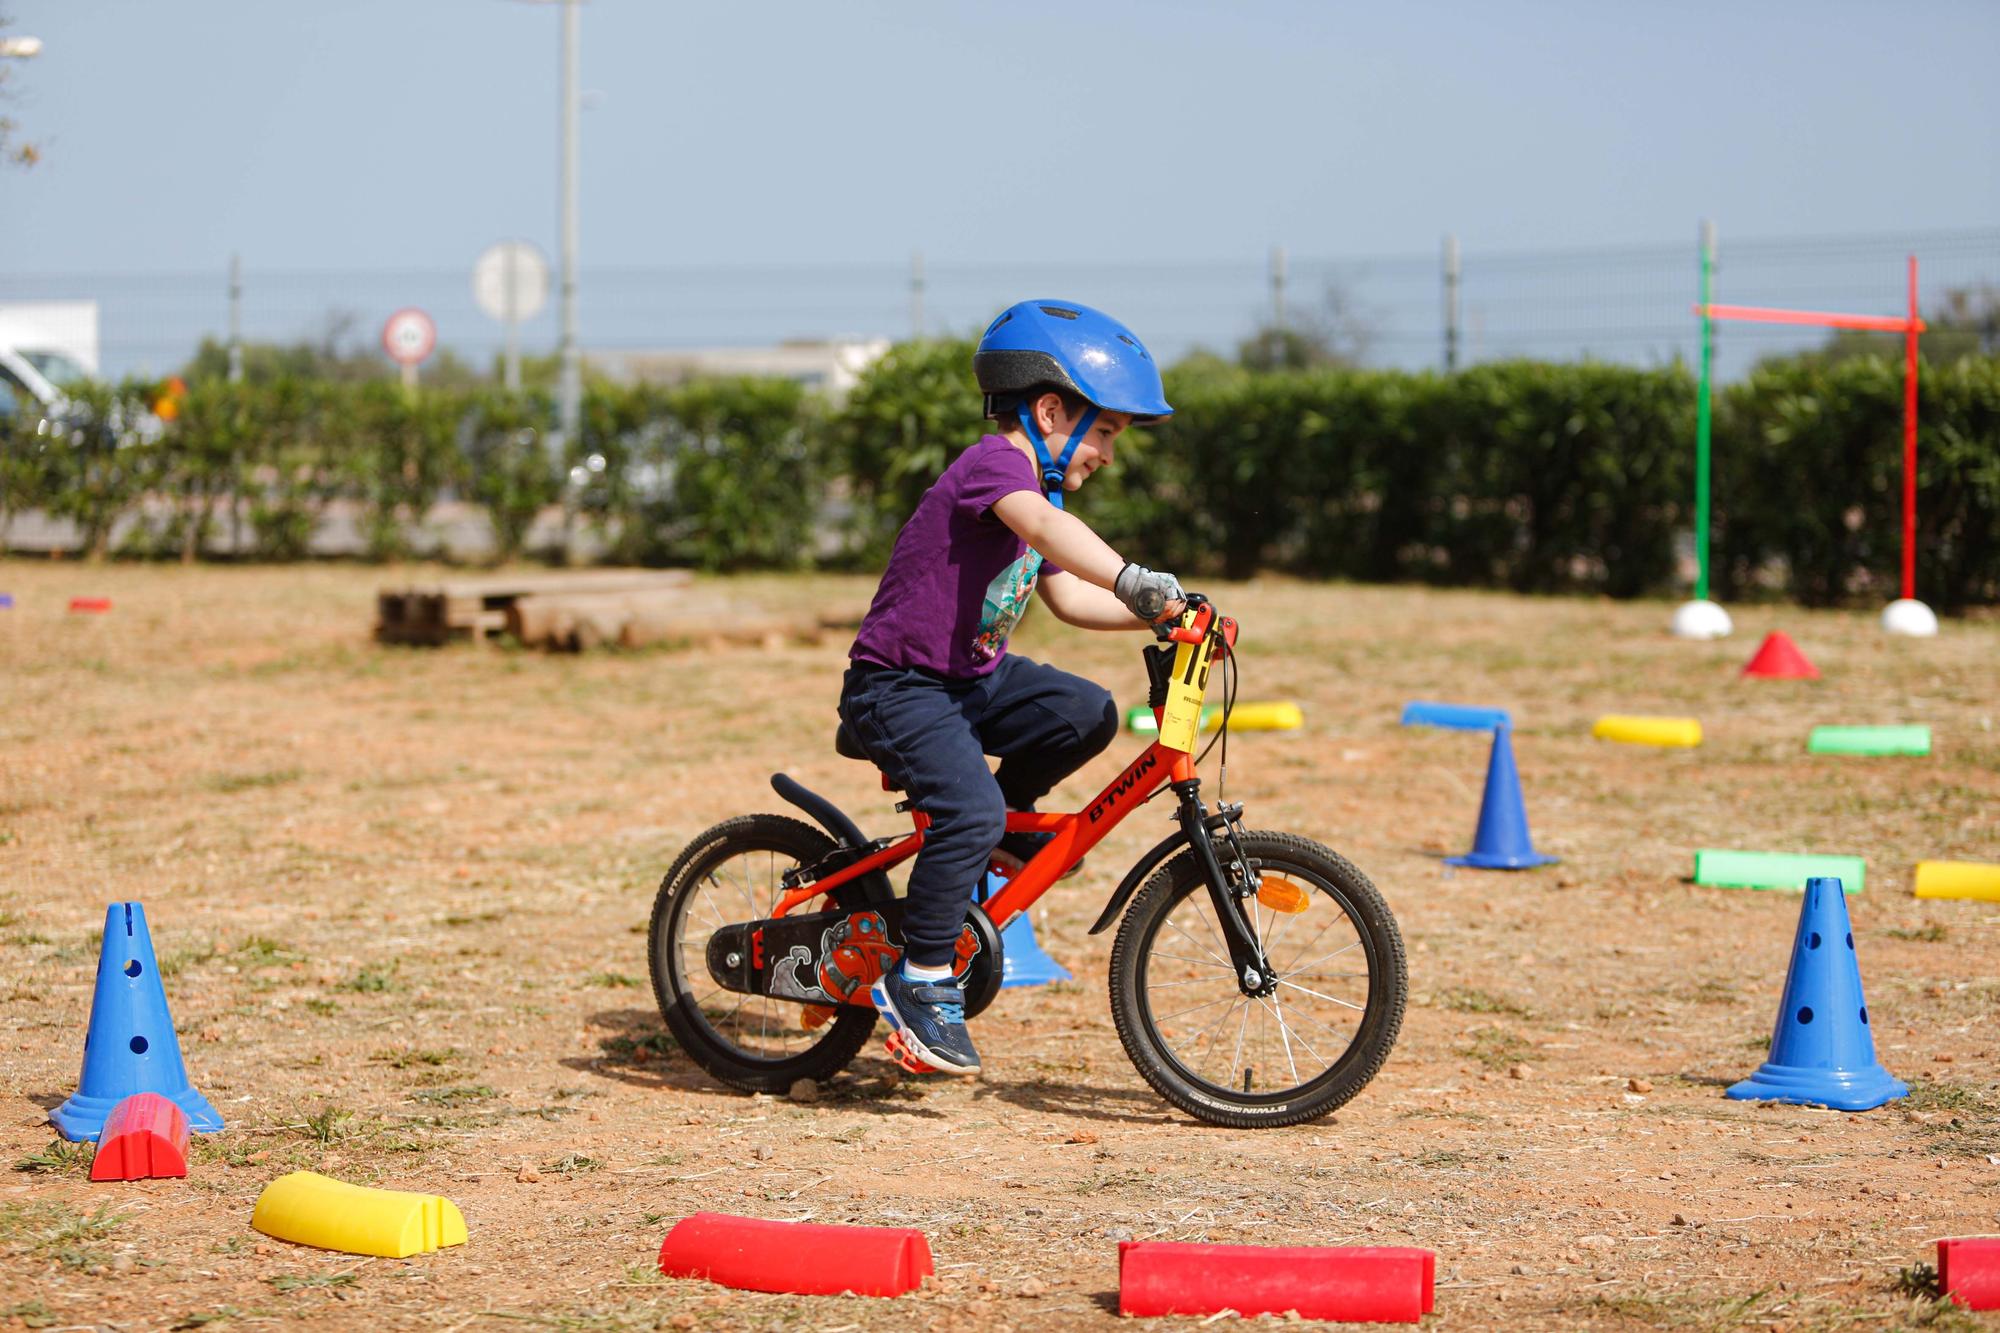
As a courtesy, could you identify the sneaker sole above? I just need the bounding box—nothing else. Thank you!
[869,979,981,1076]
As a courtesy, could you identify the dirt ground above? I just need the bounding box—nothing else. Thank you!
[3,561,1998,1332]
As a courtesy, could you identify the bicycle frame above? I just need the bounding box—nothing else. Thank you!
[769,600,1273,993]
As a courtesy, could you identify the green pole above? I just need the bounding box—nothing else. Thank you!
[1694,220,1716,602]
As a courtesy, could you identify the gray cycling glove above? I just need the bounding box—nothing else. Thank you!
[1114,562,1185,622]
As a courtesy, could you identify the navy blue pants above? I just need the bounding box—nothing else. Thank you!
[838,655,1120,968]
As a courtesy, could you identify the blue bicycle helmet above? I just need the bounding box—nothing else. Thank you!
[973,300,1173,508]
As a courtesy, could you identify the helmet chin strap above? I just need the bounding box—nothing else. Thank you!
[1016,401,1099,511]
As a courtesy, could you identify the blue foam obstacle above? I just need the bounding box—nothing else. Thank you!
[50,902,223,1142]
[978,872,1072,988]
[1444,725,1557,870]
[1727,877,1907,1112]
[1401,701,1511,732]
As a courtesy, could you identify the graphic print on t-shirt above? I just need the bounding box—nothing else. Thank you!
[971,549,1043,663]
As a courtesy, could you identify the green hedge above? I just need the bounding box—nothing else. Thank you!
[5,352,1997,607]
[1,376,814,570]
[1713,357,2000,610]
[1092,362,1693,594]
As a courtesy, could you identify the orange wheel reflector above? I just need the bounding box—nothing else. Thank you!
[1256,877,1312,915]
[800,1004,837,1031]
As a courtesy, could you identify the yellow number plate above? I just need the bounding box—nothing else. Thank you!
[1157,613,1218,753]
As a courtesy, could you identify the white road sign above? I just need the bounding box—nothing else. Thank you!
[472,241,552,324]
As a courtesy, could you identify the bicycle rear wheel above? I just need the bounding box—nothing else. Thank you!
[1108,832,1406,1128]
[649,814,879,1093]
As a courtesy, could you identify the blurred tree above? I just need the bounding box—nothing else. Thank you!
[0,11,40,167]
[181,309,488,388]
[1237,284,1373,371]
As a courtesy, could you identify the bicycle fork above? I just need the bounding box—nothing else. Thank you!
[1171,779,1277,997]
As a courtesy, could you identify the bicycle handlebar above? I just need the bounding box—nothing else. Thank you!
[1152,593,1234,649]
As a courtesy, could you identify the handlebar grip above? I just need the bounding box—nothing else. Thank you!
[1133,586,1167,621]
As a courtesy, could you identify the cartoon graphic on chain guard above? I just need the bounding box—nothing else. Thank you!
[704,901,1004,1018]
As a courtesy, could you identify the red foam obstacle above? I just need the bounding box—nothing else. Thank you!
[88,1092,191,1181]
[1119,1241,1436,1322]
[1940,1237,2000,1310]
[1742,631,1818,680]
[657,1212,932,1297]
[68,597,113,614]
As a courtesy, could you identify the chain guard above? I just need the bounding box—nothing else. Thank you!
[705,899,1005,1020]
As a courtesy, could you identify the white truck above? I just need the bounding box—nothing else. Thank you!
[0,299,99,425]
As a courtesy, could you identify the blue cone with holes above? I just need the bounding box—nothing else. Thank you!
[50,902,223,1141]
[1727,877,1907,1111]
[977,873,1073,988]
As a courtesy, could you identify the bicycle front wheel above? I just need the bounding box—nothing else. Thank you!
[1108,832,1406,1128]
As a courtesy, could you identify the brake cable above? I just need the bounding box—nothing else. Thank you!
[1192,623,1237,798]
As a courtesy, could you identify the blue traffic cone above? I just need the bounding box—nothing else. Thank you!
[1727,877,1907,1111]
[50,903,223,1142]
[977,871,1073,988]
[1445,725,1556,870]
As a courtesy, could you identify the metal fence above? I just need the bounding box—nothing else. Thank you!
[5,225,1996,385]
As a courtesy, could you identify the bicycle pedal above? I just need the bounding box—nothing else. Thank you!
[884,1029,940,1075]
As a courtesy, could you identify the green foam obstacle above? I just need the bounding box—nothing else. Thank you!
[1694,850,1865,893]
[1807,725,1931,757]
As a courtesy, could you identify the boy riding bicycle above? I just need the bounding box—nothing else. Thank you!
[839,300,1188,1077]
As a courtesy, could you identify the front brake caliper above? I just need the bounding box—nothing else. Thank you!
[1215,802,1260,898]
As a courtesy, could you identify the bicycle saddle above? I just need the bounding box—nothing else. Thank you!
[833,721,868,762]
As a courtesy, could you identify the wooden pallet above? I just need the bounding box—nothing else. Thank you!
[375,569,693,646]
[507,588,840,653]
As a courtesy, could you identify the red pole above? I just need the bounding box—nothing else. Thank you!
[1903,254,1919,601]
[1694,303,1923,334]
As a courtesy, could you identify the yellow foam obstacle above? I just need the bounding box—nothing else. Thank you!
[1591,715,1702,748]
[1126,701,1303,735]
[1218,701,1303,732]
[252,1171,467,1258]
[1914,861,2000,903]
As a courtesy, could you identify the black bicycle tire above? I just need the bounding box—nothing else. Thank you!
[1108,831,1407,1129]
[648,813,879,1093]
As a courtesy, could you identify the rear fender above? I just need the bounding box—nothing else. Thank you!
[769,773,893,905]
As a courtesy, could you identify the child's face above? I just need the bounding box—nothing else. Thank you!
[1049,403,1133,492]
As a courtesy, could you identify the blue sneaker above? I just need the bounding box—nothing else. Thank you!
[871,965,981,1076]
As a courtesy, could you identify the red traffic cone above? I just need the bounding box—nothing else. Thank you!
[1741,631,1818,680]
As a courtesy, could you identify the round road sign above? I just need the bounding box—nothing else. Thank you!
[472,241,552,324]
[381,308,438,366]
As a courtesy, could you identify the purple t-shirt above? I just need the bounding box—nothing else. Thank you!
[850,435,1063,678]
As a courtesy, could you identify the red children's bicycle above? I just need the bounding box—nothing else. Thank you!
[646,596,1407,1128]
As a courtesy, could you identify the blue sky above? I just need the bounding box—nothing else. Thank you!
[2,2,1996,378]
[6,0,1997,272]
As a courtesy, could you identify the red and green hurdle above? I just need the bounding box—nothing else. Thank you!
[1674,224,1935,639]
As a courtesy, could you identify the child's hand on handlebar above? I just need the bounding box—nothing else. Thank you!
[1114,562,1185,624]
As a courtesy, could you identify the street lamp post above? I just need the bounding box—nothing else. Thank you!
[555,0,583,563]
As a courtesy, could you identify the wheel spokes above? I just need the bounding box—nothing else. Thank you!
[672,845,830,1061]
[1138,866,1371,1099]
